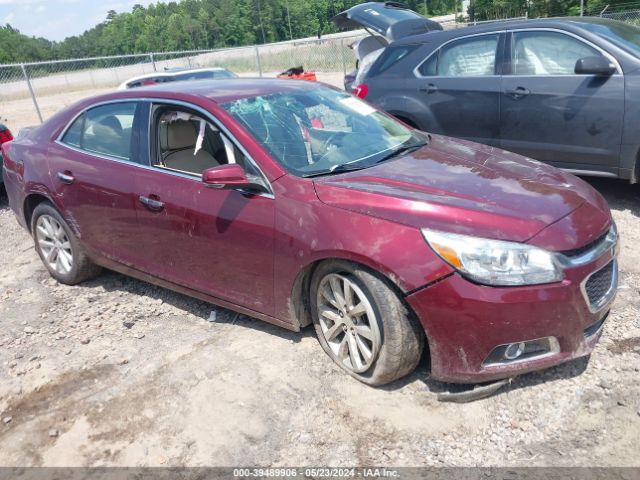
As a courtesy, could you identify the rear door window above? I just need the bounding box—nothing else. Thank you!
[418,34,500,76]
[62,102,140,161]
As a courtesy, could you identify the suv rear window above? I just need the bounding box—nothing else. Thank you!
[368,44,419,77]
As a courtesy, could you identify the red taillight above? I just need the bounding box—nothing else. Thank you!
[0,128,13,145]
[353,83,369,99]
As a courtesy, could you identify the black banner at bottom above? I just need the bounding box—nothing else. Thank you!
[0,468,639,480]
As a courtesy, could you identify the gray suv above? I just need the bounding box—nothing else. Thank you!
[335,6,640,183]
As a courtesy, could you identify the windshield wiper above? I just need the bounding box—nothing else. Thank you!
[302,163,368,178]
[302,141,427,178]
[375,142,427,164]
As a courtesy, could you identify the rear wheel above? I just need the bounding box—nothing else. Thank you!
[31,202,101,285]
[310,260,424,386]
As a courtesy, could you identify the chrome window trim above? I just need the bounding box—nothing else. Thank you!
[55,97,275,199]
[413,27,623,79]
[413,31,504,79]
[505,27,623,76]
[580,259,619,314]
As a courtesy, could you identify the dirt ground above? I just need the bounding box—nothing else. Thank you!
[0,176,639,467]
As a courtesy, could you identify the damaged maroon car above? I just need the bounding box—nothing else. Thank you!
[1,79,618,386]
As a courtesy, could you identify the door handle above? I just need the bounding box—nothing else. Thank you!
[139,195,165,212]
[419,83,438,94]
[504,87,530,99]
[57,171,75,184]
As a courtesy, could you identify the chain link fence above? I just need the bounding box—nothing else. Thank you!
[0,32,366,131]
[1,8,639,131]
[601,8,640,24]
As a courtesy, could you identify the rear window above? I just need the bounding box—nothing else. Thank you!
[173,70,236,81]
[62,102,139,161]
[358,6,425,34]
[368,44,419,77]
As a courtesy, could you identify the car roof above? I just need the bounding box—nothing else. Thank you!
[394,16,628,45]
[124,67,231,83]
[163,67,228,73]
[105,78,324,104]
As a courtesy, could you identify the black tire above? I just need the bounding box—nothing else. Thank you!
[310,260,424,386]
[31,202,101,285]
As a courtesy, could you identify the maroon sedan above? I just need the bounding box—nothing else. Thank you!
[1,79,618,386]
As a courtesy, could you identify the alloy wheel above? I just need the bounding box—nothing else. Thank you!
[35,214,73,275]
[316,273,381,373]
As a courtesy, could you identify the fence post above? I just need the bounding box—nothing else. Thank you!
[150,53,157,72]
[20,64,43,124]
[255,46,263,77]
[340,39,347,76]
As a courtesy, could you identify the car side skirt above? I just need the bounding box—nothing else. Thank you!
[91,254,300,333]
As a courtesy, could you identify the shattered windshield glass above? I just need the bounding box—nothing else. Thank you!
[220,87,425,177]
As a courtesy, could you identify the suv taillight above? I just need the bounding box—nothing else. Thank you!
[353,84,369,99]
[0,127,13,145]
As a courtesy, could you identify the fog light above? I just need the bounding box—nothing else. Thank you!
[482,336,560,367]
[504,342,525,360]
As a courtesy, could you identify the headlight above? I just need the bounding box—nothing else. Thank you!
[422,229,563,286]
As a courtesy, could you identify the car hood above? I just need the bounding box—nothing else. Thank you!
[332,2,442,42]
[313,134,611,246]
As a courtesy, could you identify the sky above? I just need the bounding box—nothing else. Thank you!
[0,0,157,41]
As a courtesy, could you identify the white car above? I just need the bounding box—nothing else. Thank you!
[118,67,238,90]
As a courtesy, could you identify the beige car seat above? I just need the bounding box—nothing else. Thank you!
[160,120,219,174]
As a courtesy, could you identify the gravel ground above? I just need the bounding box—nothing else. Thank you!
[0,177,639,467]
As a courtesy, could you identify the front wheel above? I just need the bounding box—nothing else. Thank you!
[31,202,101,285]
[310,260,424,386]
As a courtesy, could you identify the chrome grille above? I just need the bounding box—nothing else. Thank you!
[556,224,618,268]
[561,230,609,258]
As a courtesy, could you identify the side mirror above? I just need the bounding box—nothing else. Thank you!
[202,164,251,189]
[574,56,616,76]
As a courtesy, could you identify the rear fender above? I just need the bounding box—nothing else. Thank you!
[375,94,439,132]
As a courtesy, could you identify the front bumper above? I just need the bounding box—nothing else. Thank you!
[407,237,618,384]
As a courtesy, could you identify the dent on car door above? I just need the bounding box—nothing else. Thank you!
[499,30,624,172]
[132,103,276,314]
[49,101,150,265]
[411,32,504,145]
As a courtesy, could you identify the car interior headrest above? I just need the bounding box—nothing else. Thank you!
[164,120,197,150]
